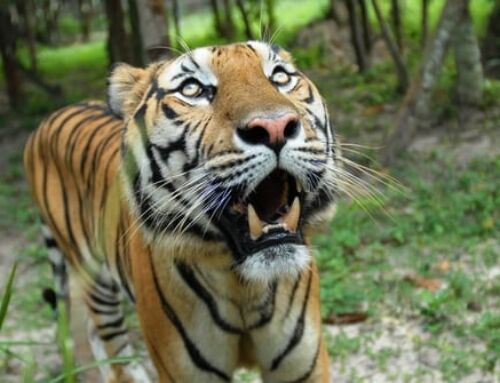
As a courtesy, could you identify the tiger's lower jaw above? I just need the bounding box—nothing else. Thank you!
[234,244,310,284]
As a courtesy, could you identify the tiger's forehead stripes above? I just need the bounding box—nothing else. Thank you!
[157,49,218,90]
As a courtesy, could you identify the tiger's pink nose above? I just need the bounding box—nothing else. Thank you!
[238,113,300,150]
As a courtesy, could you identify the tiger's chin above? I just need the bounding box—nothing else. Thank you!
[235,244,310,284]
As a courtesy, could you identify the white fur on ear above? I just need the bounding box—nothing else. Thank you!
[107,63,146,117]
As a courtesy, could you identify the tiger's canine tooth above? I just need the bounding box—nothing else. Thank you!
[296,179,302,193]
[283,197,300,232]
[248,204,263,240]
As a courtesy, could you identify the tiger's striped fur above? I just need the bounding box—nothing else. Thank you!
[24,42,340,382]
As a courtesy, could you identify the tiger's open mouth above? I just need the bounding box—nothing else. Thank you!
[218,169,305,257]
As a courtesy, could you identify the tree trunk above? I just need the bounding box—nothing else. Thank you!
[135,0,170,62]
[0,6,22,110]
[391,0,403,50]
[235,0,253,40]
[382,0,469,165]
[265,0,276,33]
[422,0,429,48]
[77,0,92,42]
[16,0,37,72]
[209,0,224,37]
[482,2,500,77]
[371,0,408,93]
[326,0,341,24]
[454,6,483,108]
[104,0,130,65]
[42,0,62,45]
[345,0,368,72]
[358,0,371,53]
[221,0,235,39]
[127,0,145,66]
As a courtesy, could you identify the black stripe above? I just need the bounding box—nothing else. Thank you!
[284,339,321,383]
[176,262,243,334]
[162,104,179,120]
[88,303,119,315]
[187,55,200,69]
[283,272,302,319]
[99,328,128,341]
[116,216,136,303]
[89,292,121,307]
[151,129,187,163]
[248,280,278,330]
[44,237,58,248]
[180,63,195,74]
[151,255,230,381]
[113,341,129,357]
[246,43,256,54]
[271,270,313,370]
[306,108,327,133]
[132,174,221,241]
[97,316,125,330]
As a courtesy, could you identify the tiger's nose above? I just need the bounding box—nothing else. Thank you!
[237,113,301,151]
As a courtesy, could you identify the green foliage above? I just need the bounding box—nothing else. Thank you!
[56,303,76,383]
[317,154,499,316]
[326,330,362,359]
[0,264,17,332]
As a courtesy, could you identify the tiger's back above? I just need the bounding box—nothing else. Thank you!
[24,102,123,266]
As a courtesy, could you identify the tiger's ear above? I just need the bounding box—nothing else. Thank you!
[107,63,148,117]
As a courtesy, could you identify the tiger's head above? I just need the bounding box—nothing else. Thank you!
[109,42,340,283]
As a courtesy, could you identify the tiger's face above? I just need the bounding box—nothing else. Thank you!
[109,42,339,283]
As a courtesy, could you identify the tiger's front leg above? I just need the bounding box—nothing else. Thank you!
[249,264,331,383]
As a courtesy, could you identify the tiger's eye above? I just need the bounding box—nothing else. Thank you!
[271,70,290,85]
[181,81,202,97]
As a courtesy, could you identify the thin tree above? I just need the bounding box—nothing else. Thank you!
[236,0,253,39]
[41,0,63,45]
[0,5,22,110]
[482,1,500,76]
[454,5,483,108]
[209,0,224,37]
[371,0,408,93]
[391,0,403,50]
[127,0,144,66]
[16,0,37,72]
[382,0,469,165]
[265,0,276,32]
[221,0,236,39]
[134,0,170,62]
[104,0,130,64]
[345,0,369,72]
[77,0,92,42]
[358,0,371,53]
[421,0,429,48]
[326,0,342,25]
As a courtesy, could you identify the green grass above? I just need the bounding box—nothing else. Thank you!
[318,154,499,314]
[0,264,17,332]
[316,153,499,381]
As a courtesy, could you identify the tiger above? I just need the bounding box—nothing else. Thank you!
[24,41,341,383]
